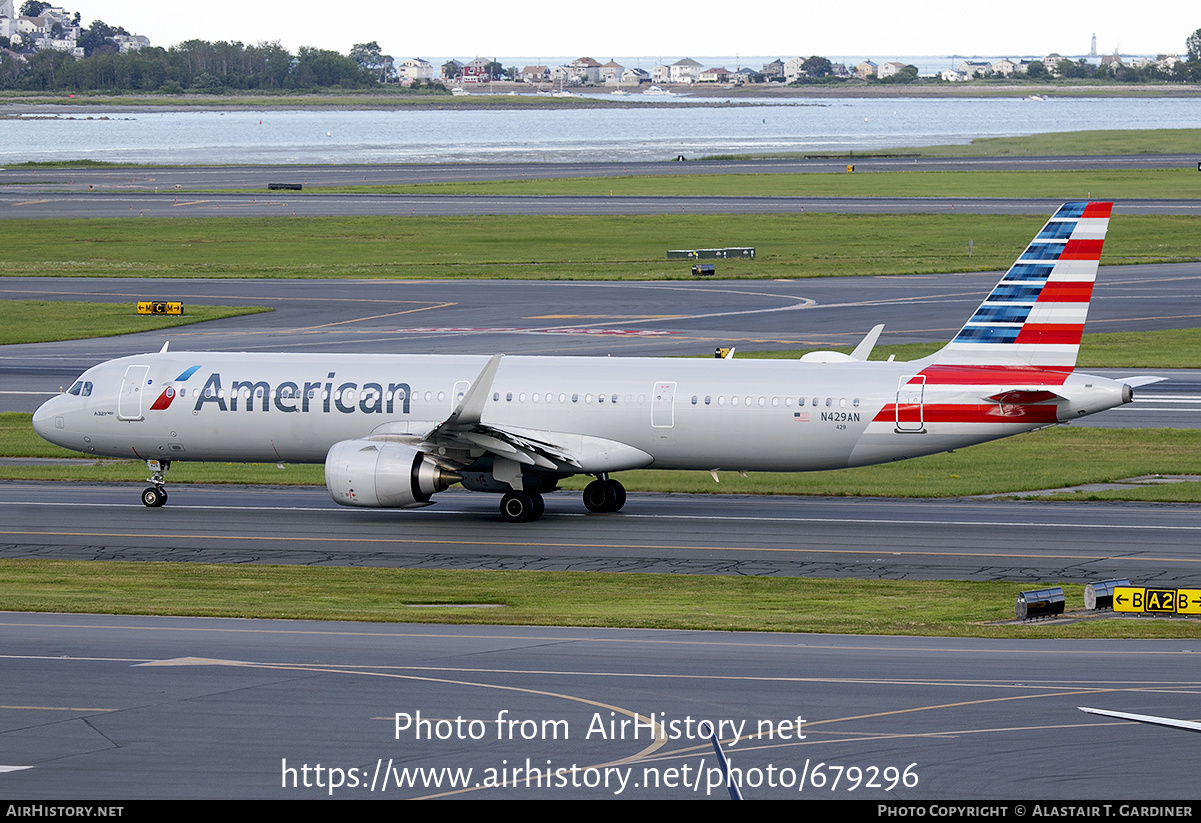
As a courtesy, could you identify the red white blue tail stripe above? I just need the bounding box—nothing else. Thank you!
[931,201,1111,369]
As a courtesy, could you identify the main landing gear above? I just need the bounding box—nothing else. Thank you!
[583,476,626,514]
[141,459,170,508]
[499,476,627,522]
[500,490,544,523]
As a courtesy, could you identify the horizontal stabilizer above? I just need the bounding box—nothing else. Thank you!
[986,389,1063,405]
[850,324,885,361]
[1121,375,1166,388]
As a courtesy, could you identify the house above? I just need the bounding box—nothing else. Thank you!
[877,61,906,78]
[783,57,806,83]
[761,59,784,80]
[462,57,494,83]
[991,58,1016,76]
[570,56,601,84]
[599,59,623,85]
[620,67,650,87]
[518,65,549,83]
[112,34,150,53]
[399,58,434,83]
[669,57,702,83]
[550,65,578,86]
[441,59,463,80]
[651,64,671,84]
[698,66,730,83]
[855,60,877,79]
[956,60,991,78]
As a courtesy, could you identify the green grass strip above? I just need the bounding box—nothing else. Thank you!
[0,301,271,345]
[0,559,1195,637]
[2,214,1199,280]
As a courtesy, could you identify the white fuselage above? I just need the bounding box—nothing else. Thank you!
[32,351,1130,475]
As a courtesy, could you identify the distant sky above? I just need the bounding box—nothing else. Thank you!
[68,1,1197,59]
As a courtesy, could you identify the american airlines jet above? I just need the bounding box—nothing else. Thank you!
[33,202,1149,522]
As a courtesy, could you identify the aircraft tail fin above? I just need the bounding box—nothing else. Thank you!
[924,201,1112,370]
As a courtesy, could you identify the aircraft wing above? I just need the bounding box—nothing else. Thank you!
[376,354,584,471]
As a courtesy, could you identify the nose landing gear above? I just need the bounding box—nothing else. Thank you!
[142,459,170,507]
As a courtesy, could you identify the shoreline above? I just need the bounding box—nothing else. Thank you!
[3,80,1201,113]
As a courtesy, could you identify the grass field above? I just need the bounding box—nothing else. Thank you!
[0,301,271,345]
[0,559,1193,638]
[2,214,1198,280]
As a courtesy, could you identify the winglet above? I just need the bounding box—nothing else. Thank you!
[850,324,885,361]
[443,354,503,428]
[159,341,170,353]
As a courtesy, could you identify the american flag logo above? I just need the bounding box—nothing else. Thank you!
[794,412,809,422]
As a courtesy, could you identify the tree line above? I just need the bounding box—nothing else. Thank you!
[0,37,421,92]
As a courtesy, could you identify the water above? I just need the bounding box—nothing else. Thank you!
[2,95,1197,164]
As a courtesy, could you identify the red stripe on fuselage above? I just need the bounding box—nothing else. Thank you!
[908,365,1072,386]
[872,403,1061,425]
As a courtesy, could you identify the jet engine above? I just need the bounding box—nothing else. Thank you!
[325,439,459,508]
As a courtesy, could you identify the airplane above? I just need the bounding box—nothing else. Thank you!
[32,201,1152,522]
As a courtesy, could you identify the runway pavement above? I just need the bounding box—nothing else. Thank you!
[3,483,1201,585]
[3,611,1200,799]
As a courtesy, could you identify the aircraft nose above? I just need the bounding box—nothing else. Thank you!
[31,395,63,443]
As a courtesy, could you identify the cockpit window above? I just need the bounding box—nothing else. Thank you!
[68,382,82,396]
[82,382,93,397]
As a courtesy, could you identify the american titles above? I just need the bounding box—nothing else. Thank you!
[191,372,412,415]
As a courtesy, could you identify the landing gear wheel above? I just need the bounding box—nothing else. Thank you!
[609,479,626,512]
[142,459,170,507]
[500,490,544,523]
[141,486,167,508]
[583,478,625,513]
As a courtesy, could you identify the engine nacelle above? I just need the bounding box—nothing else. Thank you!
[325,439,458,508]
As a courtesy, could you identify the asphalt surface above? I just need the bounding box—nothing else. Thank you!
[3,612,1200,799]
[4,267,1200,423]
[4,483,1201,584]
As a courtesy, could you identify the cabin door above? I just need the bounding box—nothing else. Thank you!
[118,365,150,421]
[651,381,676,428]
[895,374,926,433]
